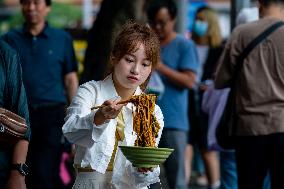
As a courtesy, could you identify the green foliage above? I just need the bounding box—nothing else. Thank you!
[0,2,82,34]
[47,2,82,28]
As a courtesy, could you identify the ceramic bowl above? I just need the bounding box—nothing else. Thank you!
[119,146,174,168]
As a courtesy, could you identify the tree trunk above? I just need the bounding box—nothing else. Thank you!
[80,0,146,83]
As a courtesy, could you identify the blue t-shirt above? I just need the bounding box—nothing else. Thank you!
[157,35,198,131]
[2,23,78,106]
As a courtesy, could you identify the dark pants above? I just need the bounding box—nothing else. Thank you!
[0,146,12,188]
[26,103,65,189]
[235,133,284,189]
[152,129,188,189]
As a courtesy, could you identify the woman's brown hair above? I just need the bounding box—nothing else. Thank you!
[107,21,160,90]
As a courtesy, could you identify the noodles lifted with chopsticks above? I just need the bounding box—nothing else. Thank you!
[131,94,160,147]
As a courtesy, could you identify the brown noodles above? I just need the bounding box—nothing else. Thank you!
[131,94,160,147]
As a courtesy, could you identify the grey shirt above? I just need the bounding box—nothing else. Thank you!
[215,17,284,136]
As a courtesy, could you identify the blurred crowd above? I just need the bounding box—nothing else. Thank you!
[1,0,284,189]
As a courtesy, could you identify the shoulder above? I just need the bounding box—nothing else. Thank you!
[0,40,14,54]
[4,28,22,38]
[0,40,18,62]
[2,28,23,44]
[78,80,101,94]
[2,28,24,51]
[231,18,281,42]
[2,28,22,43]
[175,35,196,50]
[0,41,21,78]
[49,27,73,41]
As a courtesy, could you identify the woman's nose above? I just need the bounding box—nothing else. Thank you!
[131,64,139,74]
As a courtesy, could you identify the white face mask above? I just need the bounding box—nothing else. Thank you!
[193,20,209,37]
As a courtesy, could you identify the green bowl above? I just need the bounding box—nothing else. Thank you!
[119,146,174,168]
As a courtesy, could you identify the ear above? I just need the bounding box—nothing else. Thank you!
[110,56,115,65]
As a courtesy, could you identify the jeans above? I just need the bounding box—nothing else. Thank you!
[220,150,237,189]
[151,129,188,189]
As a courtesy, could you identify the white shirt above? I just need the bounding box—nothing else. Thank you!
[62,74,164,188]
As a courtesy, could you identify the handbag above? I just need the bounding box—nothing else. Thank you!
[0,108,28,144]
[216,21,284,150]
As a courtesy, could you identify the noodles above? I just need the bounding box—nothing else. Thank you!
[131,94,160,147]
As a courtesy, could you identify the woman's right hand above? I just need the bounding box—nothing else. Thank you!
[94,96,123,125]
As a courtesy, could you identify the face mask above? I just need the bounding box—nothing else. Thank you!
[193,20,208,37]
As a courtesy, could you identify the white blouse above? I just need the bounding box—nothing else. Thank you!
[62,75,164,188]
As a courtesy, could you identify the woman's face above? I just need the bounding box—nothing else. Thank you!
[113,43,152,91]
[193,11,209,37]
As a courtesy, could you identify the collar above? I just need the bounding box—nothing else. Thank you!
[22,22,51,38]
[102,74,143,110]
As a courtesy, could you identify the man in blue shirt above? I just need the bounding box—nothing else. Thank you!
[2,0,78,188]
[0,40,30,189]
[147,0,198,188]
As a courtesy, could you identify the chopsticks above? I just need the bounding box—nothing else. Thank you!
[91,99,132,110]
[90,94,157,110]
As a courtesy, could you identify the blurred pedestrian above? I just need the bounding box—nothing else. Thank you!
[147,0,198,188]
[186,6,222,189]
[215,0,284,188]
[0,40,30,189]
[2,0,79,188]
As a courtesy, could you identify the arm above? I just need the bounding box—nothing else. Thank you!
[64,71,78,104]
[214,43,234,89]
[63,33,79,104]
[156,62,196,89]
[157,39,198,89]
[5,140,29,189]
[63,83,100,147]
[214,31,240,89]
[4,49,30,189]
[62,82,122,147]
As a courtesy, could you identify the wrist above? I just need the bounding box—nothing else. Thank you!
[11,163,29,176]
[10,170,26,179]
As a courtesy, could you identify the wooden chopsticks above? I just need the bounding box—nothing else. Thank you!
[90,94,156,110]
[91,99,132,110]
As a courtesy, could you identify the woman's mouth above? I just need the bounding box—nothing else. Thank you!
[127,76,139,82]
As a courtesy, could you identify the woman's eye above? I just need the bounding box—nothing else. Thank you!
[125,57,134,63]
[142,62,150,67]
